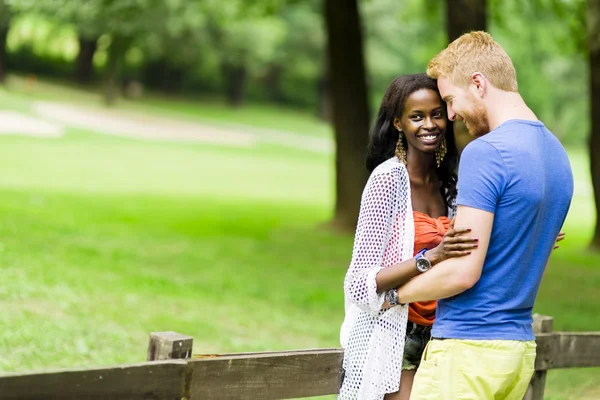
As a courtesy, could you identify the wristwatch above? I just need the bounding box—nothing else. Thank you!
[415,248,432,273]
[385,288,401,306]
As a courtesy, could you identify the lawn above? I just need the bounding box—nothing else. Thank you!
[0,81,598,399]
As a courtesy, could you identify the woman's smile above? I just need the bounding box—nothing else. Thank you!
[416,132,441,144]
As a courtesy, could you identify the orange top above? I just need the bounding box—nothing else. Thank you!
[408,211,451,327]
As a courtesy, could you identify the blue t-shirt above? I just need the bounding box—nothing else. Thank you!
[432,120,573,341]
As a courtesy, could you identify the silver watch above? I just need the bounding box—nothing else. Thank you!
[385,288,401,306]
[415,248,431,273]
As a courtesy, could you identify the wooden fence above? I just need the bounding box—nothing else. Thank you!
[0,315,598,400]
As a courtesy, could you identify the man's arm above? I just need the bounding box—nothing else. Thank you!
[396,205,494,304]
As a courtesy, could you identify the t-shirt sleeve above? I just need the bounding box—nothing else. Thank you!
[457,139,507,213]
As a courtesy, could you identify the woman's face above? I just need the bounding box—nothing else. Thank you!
[394,88,447,155]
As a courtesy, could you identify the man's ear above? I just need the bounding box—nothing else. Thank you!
[393,117,403,133]
[471,72,487,98]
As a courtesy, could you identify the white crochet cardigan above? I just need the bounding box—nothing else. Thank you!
[339,157,455,399]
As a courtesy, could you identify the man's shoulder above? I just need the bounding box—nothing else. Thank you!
[461,137,504,165]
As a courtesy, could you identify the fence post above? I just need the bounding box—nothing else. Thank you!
[147,331,194,361]
[524,314,554,400]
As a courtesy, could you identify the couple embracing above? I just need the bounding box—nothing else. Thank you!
[339,31,573,400]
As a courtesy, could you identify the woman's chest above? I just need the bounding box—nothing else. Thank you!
[410,185,447,218]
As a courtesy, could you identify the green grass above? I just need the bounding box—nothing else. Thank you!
[0,80,598,399]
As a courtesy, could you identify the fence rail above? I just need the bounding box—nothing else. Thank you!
[1,315,598,400]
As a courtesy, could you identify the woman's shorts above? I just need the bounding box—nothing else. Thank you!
[402,321,432,370]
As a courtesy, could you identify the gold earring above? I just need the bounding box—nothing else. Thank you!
[395,133,407,165]
[435,138,447,168]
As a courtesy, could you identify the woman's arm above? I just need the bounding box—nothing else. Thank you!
[344,166,477,314]
[375,219,475,292]
[343,167,406,313]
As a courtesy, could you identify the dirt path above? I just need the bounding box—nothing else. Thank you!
[32,101,333,153]
[0,110,64,137]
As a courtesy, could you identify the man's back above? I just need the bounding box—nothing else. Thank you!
[433,119,574,340]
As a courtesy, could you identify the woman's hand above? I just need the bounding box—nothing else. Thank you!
[553,231,565,250]
[425,217,478,265]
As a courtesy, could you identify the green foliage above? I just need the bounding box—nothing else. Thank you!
[362,0,446,109]
[2,0,593,142]
[9,0,171,38]
[490,0,588,144]
[0,0,12,28]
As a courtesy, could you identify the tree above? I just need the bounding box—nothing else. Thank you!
[267,1,325,111]
[84,0,173,105]
[447,0,487,42]
[203,1,286,107]
[588,0,600,249]
[11,0,174,104]
[446,0,487,153]
[323,0,370,232]
[0,0,12,83]
[75,34,99,84]
[10,0,101,84]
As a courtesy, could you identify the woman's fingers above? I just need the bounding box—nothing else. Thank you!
[443,235,478,244]
[445,250,472,257]
[556,232,566,242]
[445,243,478,251]
[446,227,472,237]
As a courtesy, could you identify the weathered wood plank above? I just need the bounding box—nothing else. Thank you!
[193,348,342,359]
[147,331,193,361]
[535,332,600,370]
[524,315,554,400]
[531,314,554,336]
[188,349,344,399]
[0,361,187,400]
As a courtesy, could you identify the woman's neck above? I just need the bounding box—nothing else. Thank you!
[406,151,437,185]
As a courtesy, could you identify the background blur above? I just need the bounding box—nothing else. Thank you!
[0,0,598,399]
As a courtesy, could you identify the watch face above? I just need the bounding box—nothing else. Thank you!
[385,290,394,304]
[385,289,398,305]
[416,258,431,272]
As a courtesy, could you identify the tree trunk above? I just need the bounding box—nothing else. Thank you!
[324,0,370,233]
[0,1,10,84]
[446,0,487,42]
[104,36,130,106]
[0,25,8,83]
[75,35,98,84]
[317,62,332,122]
[223,63,247,108]
[105,54,121,106]
[264,64,283,103]
[588,0,600,249]
[446,0,487,154]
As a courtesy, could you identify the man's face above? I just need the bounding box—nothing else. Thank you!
[438,77,489,137]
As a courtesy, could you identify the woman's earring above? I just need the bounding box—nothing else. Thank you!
[395,132,407,165]
[435,138,447,168]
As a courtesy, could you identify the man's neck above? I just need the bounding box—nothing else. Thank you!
[486,91,538,131]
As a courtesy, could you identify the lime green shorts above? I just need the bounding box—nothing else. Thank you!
[409,338,536,400]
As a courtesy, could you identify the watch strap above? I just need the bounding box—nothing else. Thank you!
[415,248,428,260]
